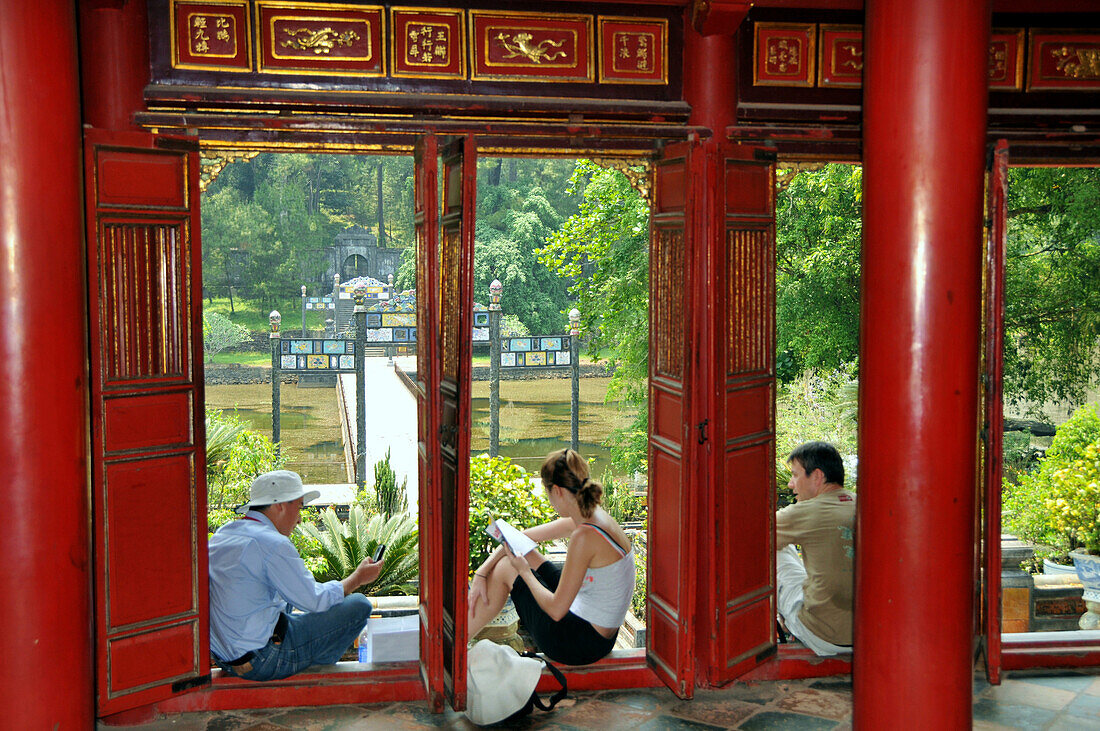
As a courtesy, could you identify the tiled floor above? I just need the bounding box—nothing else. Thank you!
[100,669,1100,730]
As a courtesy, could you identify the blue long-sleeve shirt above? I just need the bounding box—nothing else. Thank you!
[208,510,344,661]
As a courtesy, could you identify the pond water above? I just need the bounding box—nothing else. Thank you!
[206,376,640,487]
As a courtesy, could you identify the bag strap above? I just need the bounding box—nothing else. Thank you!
[521,652,568,711]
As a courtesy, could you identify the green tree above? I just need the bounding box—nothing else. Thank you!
[202,311,250,360]
[775,164,862,381]
[539,160,650,472]
[1003,168,1100,413]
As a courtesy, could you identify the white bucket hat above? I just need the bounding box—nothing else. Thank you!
[235,470,320,514]
[465,639,543,725]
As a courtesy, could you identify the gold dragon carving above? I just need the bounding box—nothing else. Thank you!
[282,27,360,55]
[495,32,567,63]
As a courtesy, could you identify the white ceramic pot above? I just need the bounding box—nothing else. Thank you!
[1043,558,1078,575]
[1070,551,1100,602]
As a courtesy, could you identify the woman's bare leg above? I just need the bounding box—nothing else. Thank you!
[468,558,518,637]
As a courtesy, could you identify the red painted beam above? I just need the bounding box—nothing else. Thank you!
[856,0,991,727]
[0,1,92,727]
[740,647,852,682]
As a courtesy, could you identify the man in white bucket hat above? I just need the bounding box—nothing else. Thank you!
[208,470,383,680]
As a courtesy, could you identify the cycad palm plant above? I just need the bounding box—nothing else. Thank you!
[299,506,419,596]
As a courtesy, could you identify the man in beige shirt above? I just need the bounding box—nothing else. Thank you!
[776,441,855,656]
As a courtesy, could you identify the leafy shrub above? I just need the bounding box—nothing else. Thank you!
[601,473,644,524]
[775,365,859,496]
[468,454,556,575]
[203,311,250,361]
[630,531,647,620]
[374,448,408,519]
[1003,404,1100,559]
[298,506,419,596]
[206,409,284,510]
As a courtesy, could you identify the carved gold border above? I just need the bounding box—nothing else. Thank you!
[990,27,1025,91]
[1026,28,1100,92]
[390,7,467,80]
[753,22,816,88]
[597,15,668,85]
[255,0,386,77]
[170,0,252,73]
[469,9,594,83]
[816,24,862,88]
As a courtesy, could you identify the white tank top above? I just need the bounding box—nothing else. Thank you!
[568,524,636,628]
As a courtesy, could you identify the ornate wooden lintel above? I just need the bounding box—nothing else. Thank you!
[199,148,260,192]
[591,157,652,202]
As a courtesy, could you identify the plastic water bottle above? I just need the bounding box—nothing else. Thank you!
[357,623,370,663]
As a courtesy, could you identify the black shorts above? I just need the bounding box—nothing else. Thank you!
[509,561,616,666]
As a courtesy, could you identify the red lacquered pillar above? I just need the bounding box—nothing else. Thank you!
[0,1,92,727]
[79,0,150,131]
[684,22,738,134]
[856,0,990,727]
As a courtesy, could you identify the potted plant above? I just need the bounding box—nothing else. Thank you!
[1003,405,1100,628]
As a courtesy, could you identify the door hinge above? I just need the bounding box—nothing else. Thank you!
[696,419,709,445]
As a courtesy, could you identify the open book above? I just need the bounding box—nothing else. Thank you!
[485,517,537,557]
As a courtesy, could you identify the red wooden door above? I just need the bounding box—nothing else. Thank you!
[414,135,445,710]
[704,145,779,684]
[982,140,1009,684]
[85,129,208,716]
[647,140,702,698]
[438,136,476,710]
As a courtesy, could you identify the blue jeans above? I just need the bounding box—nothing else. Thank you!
[233,594,372,681]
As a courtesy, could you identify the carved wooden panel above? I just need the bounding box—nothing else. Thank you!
[653,228,685,380]
[392,8,465,79]
[598,16,667,84]
[754,23,815,87]
[98,222,191,383]
[989,29,1025,91]
[171,0,252,72]
[441,227,460,382]
[818,25,862,88]
[1027,30,1100,91]
[726,229,773,377]
[256,1,385,76]
[470,10,593,82]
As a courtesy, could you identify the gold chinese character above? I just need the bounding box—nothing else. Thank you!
[434,44,446,57]
[409,44,419,57]
[421,51,432,62]
[436,30,446,41]
[639,36,648,48]
[194,29,209,42]
[193,16,207,29]
[409,29,420,42]
[216,29,229,42]
[620,47,631,59]
[216,18,229,29]
[195,39,209,53]
[421,26,431,36]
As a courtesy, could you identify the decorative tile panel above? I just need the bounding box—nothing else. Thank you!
[598,16,667,84]
[1027,30,1100,91]
[391,7,465,79]
[817,25,862,88]
[989,28,1025,90]
[754,23,815,87]
[171,0,251,71]
[470,10,593,82]
[257,1,384,76]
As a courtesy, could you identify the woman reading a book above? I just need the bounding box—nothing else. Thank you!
[468,448,635,665]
